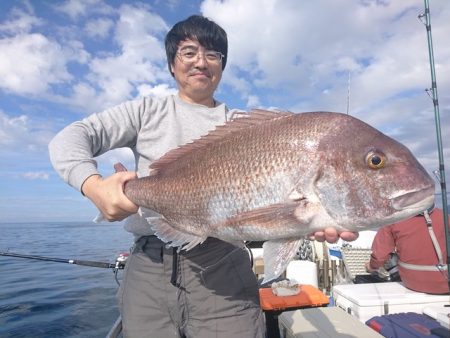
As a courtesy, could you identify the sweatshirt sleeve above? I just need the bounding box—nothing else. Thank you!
[369,225,396,269]
[48,99,144,192]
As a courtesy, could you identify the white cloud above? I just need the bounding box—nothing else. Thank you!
[54,0,114,20]
[0,113,28,146]
[0,2,172,113]
[84,17,114,39]
[22,172,50,180]
[0,6,89,97]
[136,83,177,98]
[0,111,53,152]
[54,0,91,19]
[115,3,168,51]
[201,0,450,186]
[246,95,261,108]
[0,7,43,34]
[63,3,171,111]
[154,0,181,11]
[0,32,83,95]
[202,0,450,112]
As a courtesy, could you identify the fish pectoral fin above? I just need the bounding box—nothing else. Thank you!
[148,217,206,251]
[224,203,302,229]
[261,238,304,284]
[236,201,322,228]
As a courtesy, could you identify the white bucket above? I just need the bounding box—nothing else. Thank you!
[286,260,318,287]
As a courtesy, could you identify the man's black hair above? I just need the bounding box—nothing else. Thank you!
[165,15,228,76]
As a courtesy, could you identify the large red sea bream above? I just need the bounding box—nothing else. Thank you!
[123,110,435,282]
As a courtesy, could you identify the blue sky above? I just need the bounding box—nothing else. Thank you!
[0,0,449,223]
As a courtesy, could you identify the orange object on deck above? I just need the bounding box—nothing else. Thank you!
[259,284,329,311]
[259,284,330,338]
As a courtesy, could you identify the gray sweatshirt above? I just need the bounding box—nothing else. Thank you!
[49,94,229,236]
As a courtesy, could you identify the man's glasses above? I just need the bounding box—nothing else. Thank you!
[177,47,225,64]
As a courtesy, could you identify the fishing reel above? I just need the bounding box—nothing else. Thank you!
[115,252,129,269]
[113,252,129,286]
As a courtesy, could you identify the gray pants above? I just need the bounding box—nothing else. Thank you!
[118,236,265,338]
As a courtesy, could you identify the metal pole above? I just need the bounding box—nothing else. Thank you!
[421,0,450,283]
[346,71,351,115]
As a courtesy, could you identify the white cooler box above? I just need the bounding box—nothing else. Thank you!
[332,282,450,323]
[279,307,383,338]
[423,304,450,329]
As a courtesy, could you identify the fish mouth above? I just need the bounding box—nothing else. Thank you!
[391,186,435,211]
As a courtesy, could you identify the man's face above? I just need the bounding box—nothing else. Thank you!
[171,38,223,106]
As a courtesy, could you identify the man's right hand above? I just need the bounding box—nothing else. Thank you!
[81,172,139,221]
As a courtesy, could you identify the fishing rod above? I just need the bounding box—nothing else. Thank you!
[0,250,129,285]
[0,250,127,269]
[419,0,450,285]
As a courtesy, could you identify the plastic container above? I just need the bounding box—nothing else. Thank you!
[286,260,318,287]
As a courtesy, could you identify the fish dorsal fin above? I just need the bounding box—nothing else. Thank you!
[149,109,294,175]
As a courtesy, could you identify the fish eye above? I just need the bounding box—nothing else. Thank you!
[366,151,386,169]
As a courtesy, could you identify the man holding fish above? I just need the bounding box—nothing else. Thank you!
[49,14,434,338]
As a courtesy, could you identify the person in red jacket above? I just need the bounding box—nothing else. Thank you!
[366,207,449,294]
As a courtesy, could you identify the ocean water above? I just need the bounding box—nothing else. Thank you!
[0,221,134,338]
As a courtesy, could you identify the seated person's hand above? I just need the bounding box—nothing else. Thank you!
[365,262,376,273]
[309,228,359,243]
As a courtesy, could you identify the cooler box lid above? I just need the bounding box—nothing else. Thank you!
[333,282,449,307]
[423,305,450,329]
[280,307,384,337]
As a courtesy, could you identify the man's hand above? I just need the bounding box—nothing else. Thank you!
[309,228,359,243]
[81,172,139,221]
